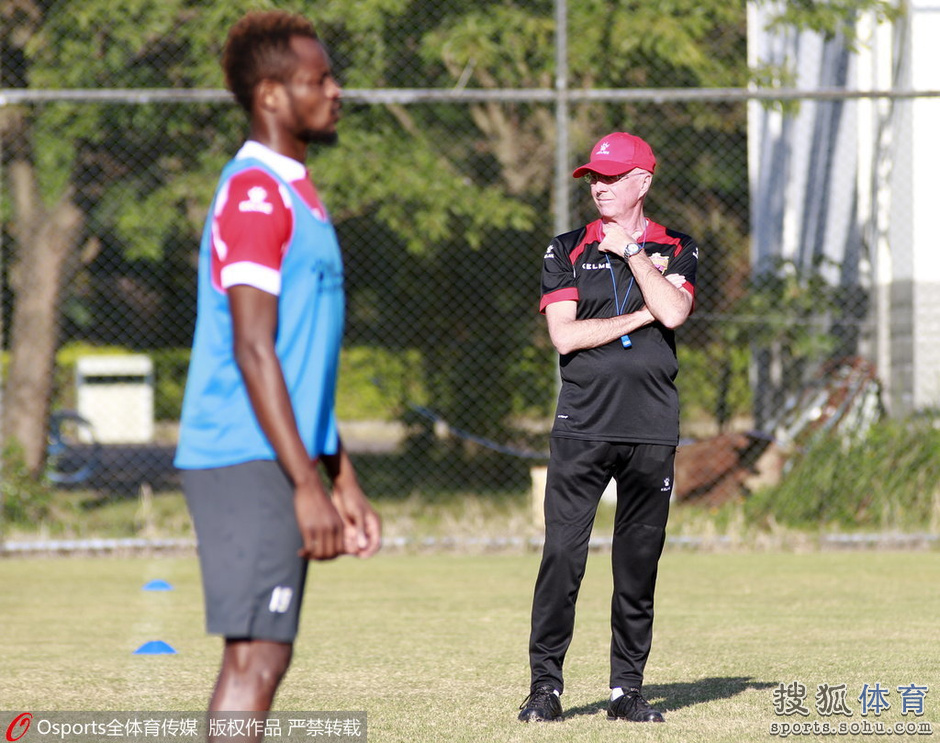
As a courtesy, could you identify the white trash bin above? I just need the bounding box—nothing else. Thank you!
[75,355,155,444]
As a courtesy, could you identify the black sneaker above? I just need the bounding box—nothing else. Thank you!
[607,687,665,722]
[518,684,563,722]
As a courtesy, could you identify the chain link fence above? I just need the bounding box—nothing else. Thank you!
[0,1,923,512]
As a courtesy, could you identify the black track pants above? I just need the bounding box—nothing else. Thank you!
[527,437,674,693]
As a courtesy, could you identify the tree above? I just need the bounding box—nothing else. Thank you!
[0,0,262,474]
[2,0,83,476]
[0,0,903,481]
[0,0,539,477]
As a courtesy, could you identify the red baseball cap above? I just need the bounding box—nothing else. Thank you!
[572,132,656,178]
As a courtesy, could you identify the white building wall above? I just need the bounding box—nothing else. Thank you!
[906,0,940,412]
[748,0,940,417]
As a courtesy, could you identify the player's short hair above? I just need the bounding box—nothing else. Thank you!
[222,10,320,113]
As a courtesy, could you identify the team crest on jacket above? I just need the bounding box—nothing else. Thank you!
[650,253,669,273]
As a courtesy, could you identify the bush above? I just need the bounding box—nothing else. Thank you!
[51,343,129,411]
[42,341,753,429]
[745,416,940,530]
[1,441,53,526]
[49,343,425,424]
[151,348,192,420]
[678,343,752,426]
[45,343,188,422]
[506,344,556,420]
[336,346,425,421]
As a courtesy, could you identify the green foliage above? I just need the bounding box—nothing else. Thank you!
[726,255,847,414]
[506,344,557,419]
[45,338,760,429]
[569,0,747,89]
[750,0,904,115]
[678,344,752,426]
[24,0,275,88]
[50,343,130,411]
[5,0,905,466]
[15,0,264,258]
[317,124,536,253]
[421,5,556,87]
[103,103,247,261]
[746,416,940,530]
[732,256,843,356]
[51,343,428,423]
[758,0,903,50]
[1,440,53,526]
[150,348,192,421]
[335,346,425,421]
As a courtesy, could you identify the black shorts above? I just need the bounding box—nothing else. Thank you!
[182,460,308,643]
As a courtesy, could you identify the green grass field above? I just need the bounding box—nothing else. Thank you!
[1,550,938,742]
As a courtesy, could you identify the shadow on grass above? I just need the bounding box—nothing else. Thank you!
[564,677,779,718]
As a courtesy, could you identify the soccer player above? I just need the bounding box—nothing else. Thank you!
[174,10,381,733]
[519,132,698,723]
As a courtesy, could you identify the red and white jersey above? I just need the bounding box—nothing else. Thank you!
[209,140,330,296]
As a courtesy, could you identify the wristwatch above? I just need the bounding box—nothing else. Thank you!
[622,242,643,258]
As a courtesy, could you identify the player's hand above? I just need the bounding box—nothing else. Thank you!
[332,480,382,558]
[665,274,686,288]
[597,222,631,255]
[294,481,347,561]
[598,222,647,258]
